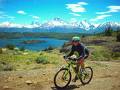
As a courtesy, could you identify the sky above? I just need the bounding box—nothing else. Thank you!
[0,0,120,24]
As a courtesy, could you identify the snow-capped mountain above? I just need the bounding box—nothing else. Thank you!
[40,18,96,30]
[41,18,68,29]
[94,22,120,33]
[0,18,98,30]
[79,20,96,30]
[97,22,120,30]
[0,18,120,33]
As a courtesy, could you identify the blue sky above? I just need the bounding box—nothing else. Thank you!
[0,0,120,24]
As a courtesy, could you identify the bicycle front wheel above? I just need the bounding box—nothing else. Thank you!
[80,67,93,85]
[54,68,71,88]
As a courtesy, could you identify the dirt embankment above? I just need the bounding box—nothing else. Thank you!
[0,61,120,90]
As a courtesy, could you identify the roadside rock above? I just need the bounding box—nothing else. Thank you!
[25,80,33,85]
[3,86,10,89]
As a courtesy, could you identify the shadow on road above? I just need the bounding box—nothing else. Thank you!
[51,84,84,90]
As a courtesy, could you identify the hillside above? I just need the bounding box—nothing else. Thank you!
[0,34,120,90]
[0,61,120,90]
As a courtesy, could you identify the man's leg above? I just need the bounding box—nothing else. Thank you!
[78,58,85,69]
[72,64,80,82]
[73,59,84,82]
[76,58,85,72]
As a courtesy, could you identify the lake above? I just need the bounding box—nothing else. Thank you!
[0,37,67,51]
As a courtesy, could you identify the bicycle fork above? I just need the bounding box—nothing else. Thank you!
[62,64,71,80]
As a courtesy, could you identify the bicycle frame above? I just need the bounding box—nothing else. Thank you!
[63,60,82,80]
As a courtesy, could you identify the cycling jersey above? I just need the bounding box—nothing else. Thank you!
[67,43,85,59]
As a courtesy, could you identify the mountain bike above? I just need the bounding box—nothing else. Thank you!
[54,57,93,88]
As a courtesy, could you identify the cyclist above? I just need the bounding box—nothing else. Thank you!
[64,36,89,82]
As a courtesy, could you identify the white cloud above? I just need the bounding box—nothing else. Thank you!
[0,13,15,20]
[32,16,40,19]
[0,21,22,28]
[29,15,40,19]
[0,21,39,28]
[8,16,15,19]
[108,6,120,12]
[17,10,26,15]
[69,13,81,16]
[96,5,120,14]
[90,15,112,21]
[66,2,88,12]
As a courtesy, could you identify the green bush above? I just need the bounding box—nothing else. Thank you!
[112,52,120,57]
[0,48,2,54]
[104,27,113,36]
[3,64,14,71]
[19,47,25,51]
[0,62,14,71]
[5,44,15,50]
[35,56,49,64]
[116,33,120,42]
[43,46,54,51]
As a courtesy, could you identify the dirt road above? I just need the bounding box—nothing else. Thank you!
[0,61,120,90]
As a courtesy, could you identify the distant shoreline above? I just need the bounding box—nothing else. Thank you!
[0,32,90,40]
[22,40,47,44]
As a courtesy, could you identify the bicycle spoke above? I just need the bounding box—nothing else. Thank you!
[54,68,71,88]
[80,67,93,84]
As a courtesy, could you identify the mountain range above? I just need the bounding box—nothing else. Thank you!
[0,18,120,34]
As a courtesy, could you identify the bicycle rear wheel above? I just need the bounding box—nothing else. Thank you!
[80,67,93,85]
[54,68,71,88]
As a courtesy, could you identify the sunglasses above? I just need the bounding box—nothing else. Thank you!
[72,40,79,42]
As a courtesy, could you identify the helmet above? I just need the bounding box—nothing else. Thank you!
[72,36,80,42]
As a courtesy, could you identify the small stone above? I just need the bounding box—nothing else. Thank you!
[23,52,28,55]
[18,76,23,78]
[3,86,9,89]
[25,80,33,85]
[7,77,12,81]
[42,73,46,75]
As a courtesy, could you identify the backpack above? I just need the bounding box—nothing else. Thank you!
[84,47,90,56]
[81,43,90,58]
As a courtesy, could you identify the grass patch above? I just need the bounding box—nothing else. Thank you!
[88,45,111,61]
[35,56,50,64]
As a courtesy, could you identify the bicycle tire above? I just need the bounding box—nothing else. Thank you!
[54,68,71,88]
[80,67,93,85]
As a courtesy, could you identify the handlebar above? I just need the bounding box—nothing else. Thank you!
[67,57,78,61]
[64,57,78,62]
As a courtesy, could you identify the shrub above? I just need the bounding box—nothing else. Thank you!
[35,56,49,64]
[3,64,14,71]
[43,46,54,51]
[116,33,120,42]
[104,27,113,36]
[47,46,54,50]
[0,62,14,71]
[5,44,15,50]
[112,52,120,58]
[19,47,25,51]
[82,35,86,38]
[0,48,2,54]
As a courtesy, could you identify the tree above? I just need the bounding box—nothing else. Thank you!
[105,26,113,36]
[116,32,120,42]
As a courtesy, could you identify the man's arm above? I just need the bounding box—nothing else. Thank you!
[78,45,85,59]
[66,46,74,57]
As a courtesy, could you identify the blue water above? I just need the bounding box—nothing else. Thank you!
[0,37,67,51]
